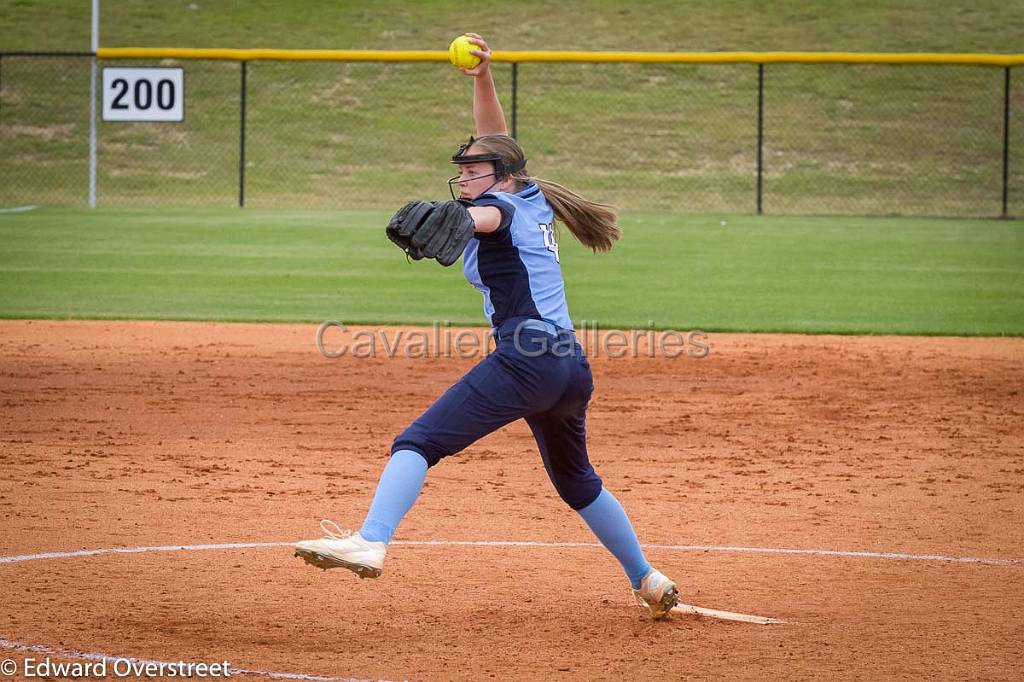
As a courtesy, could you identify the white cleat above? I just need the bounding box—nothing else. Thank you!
[294,520,386,579]
[632,568,679,620]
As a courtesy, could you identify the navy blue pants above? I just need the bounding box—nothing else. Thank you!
[392,320,603,510]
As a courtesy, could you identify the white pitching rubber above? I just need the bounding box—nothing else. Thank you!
[672,602,786,624]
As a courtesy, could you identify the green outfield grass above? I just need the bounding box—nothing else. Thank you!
[1,208,1021,335]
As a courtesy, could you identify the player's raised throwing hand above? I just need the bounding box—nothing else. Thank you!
[458,33,492,77]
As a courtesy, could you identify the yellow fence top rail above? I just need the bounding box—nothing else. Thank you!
[97,47,1024,67]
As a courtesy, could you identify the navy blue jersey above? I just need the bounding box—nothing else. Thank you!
[462,183,572,330]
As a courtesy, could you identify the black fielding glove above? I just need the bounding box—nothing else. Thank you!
[385,200,436,260]
[386,200,475,266]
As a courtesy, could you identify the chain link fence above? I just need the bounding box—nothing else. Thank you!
[763,63,1012,215]
[1,55,93,206]
[1,53,1020,217]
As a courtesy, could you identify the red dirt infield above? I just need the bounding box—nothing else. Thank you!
[1,320,1022,680]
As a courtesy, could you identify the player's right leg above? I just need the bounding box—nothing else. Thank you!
[529,414,680,618]
[526,350,680,619]
[631,567,679,620]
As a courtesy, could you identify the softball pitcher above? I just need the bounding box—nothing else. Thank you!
[296,34,679,619]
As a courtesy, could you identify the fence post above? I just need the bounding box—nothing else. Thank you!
[88,0,98,208]
[511,62,518,140]
[239,60,247,208]
[1002,66,1011,219]
[756,63,765,215]
[88,56,98,208]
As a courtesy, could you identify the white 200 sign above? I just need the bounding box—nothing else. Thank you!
[102,68,184,121]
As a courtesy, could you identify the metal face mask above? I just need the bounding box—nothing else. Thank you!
[446,135,526,200]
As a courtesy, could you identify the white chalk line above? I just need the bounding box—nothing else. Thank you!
[1,539,1020,679]
[0,205,37,214]
[399,540,1024,566]
[2,540,1020,566]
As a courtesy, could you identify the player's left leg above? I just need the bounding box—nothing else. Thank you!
[296,328,571,577]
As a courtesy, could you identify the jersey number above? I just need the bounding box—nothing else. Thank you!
[539,222,560,263]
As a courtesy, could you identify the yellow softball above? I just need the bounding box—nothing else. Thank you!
[448,35,482,70]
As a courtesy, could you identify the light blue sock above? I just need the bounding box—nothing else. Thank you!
[359,449,429,544]
[577,488,651,589]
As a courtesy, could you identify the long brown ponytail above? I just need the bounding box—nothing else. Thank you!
[465,135,621,252]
